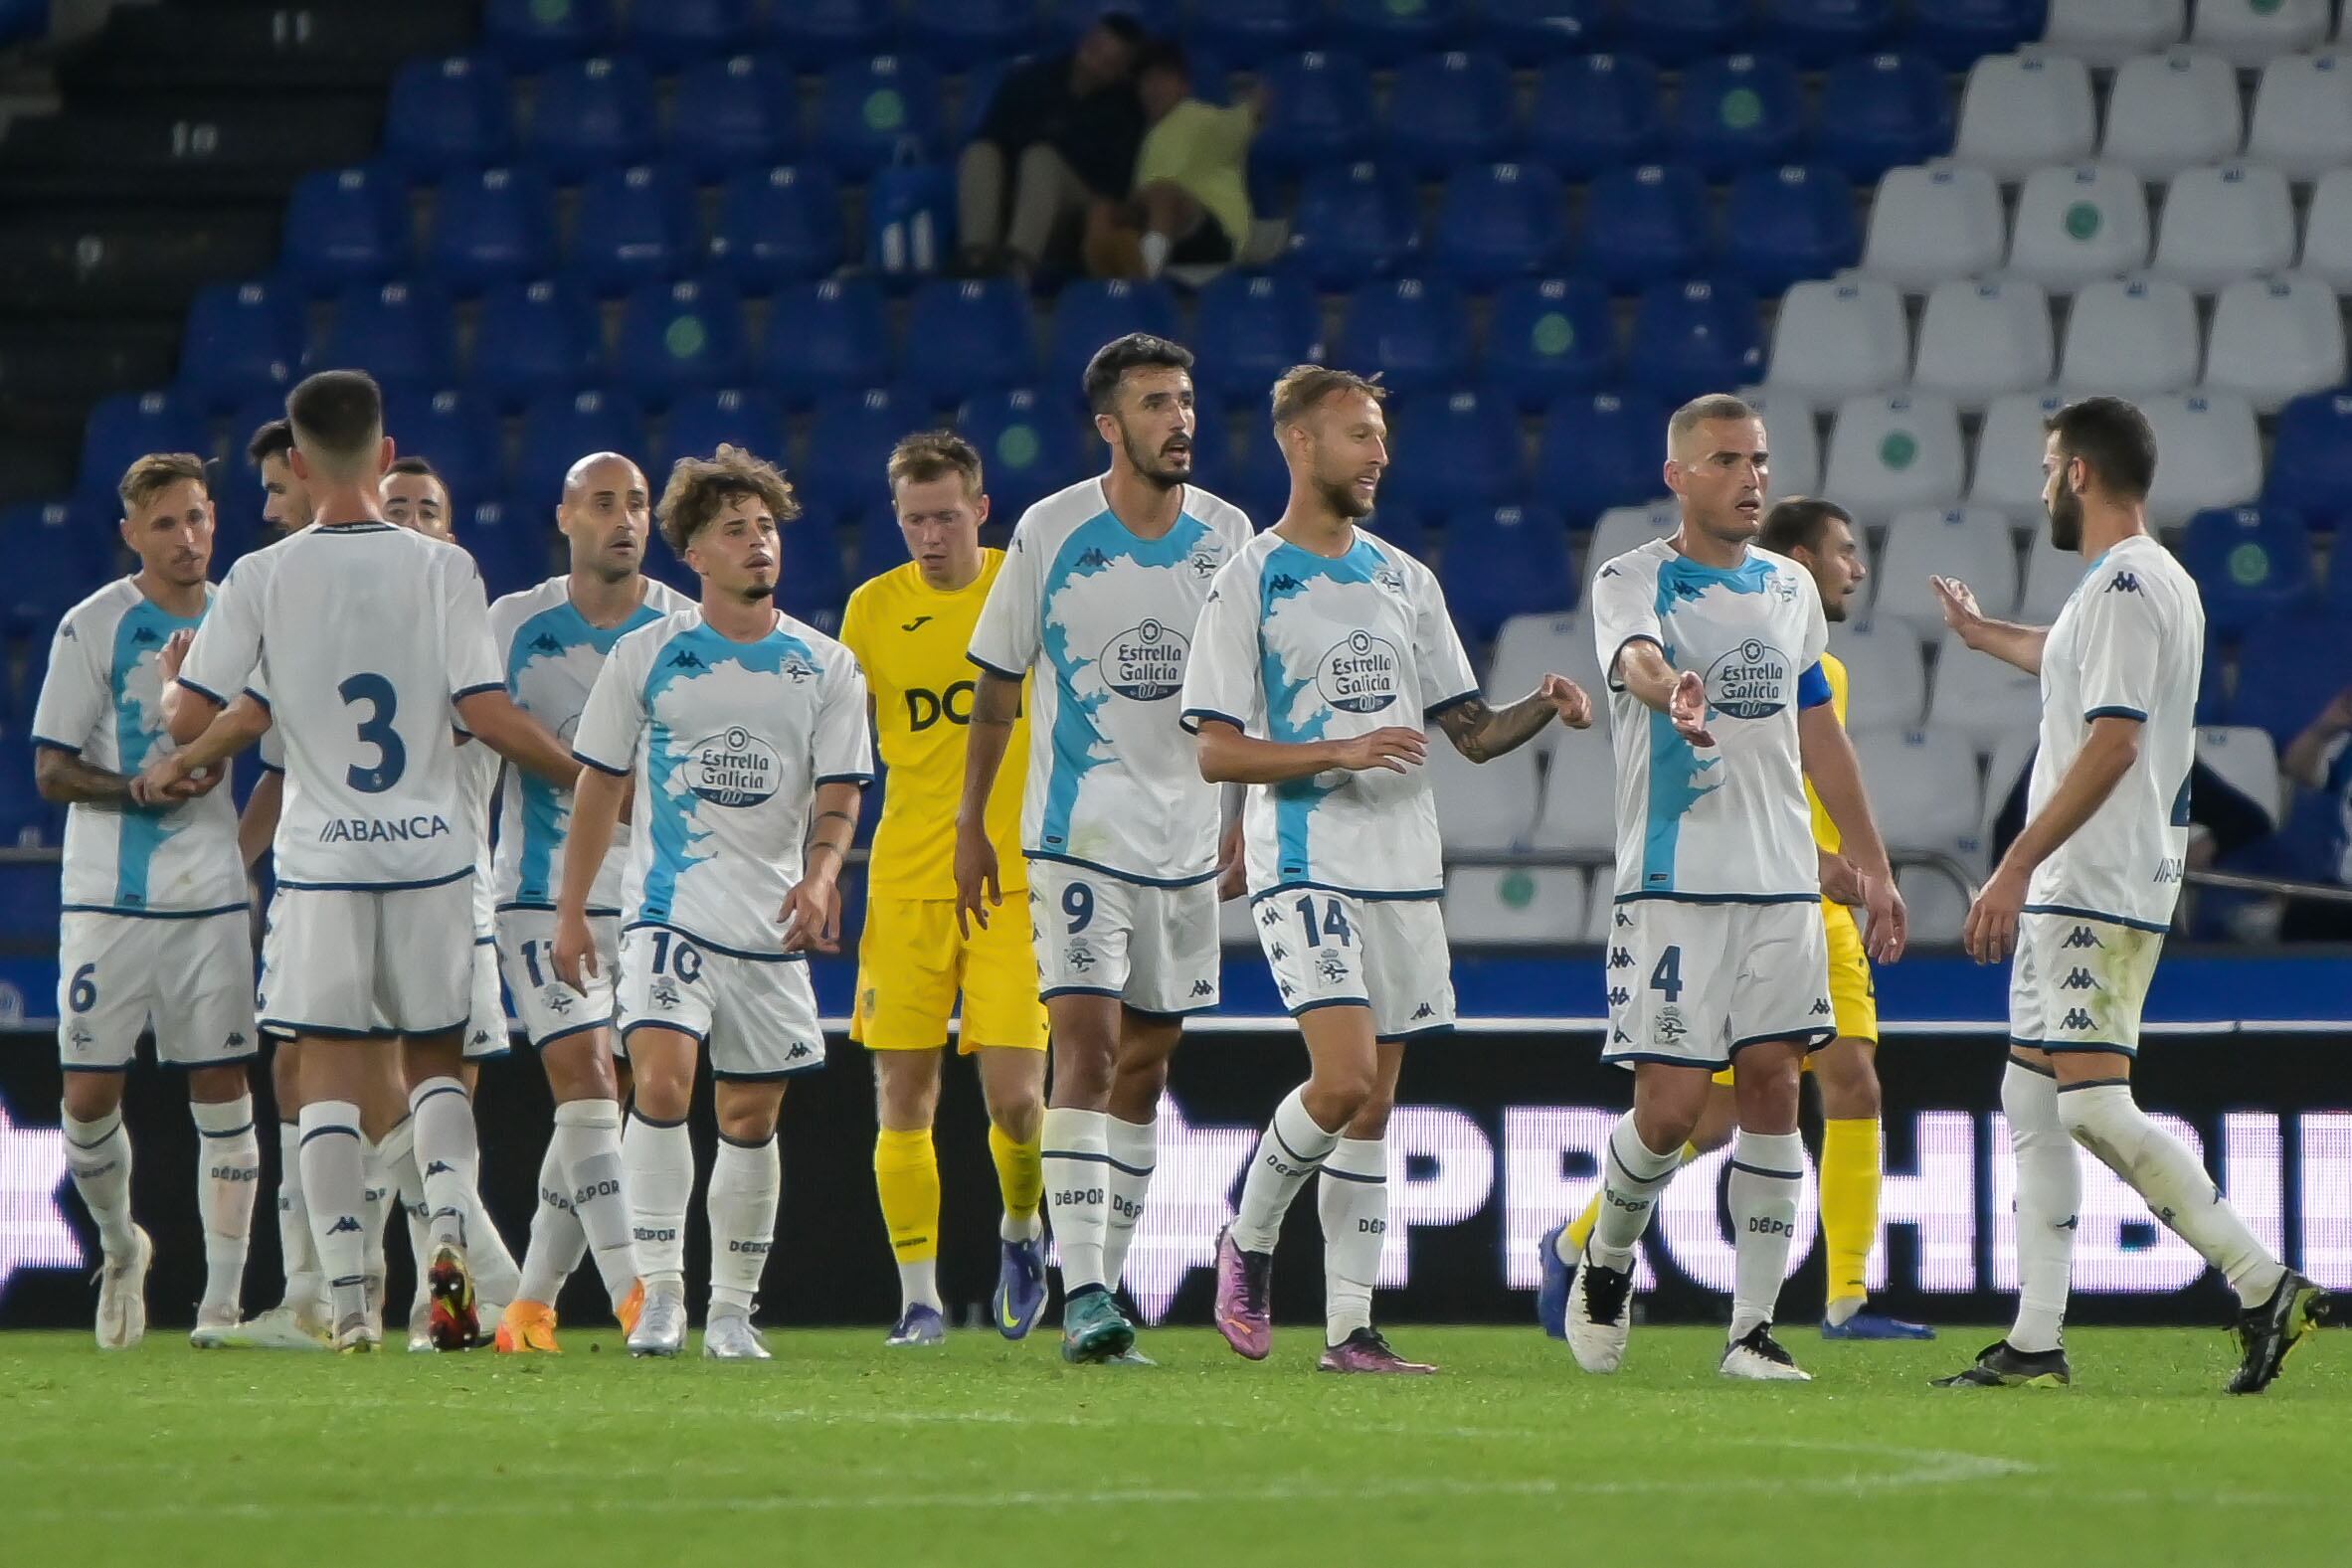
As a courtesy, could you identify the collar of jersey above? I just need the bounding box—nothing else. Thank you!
[316,520,396,533]
[1657,547,1769,587]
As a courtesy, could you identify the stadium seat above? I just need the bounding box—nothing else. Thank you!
[514,389,646,503]
[1193,272,1325,402]
[1584,500,1681,579]
[614,277,751,402]
[1813,52,1954,182]
[2192,0,2330,69]
[900,280,1035,408]
[799,387,920,520]
[1928,634,2042,747]
[464,493,558,599]
[2099,50,2243,180]
[1822,393,1966,526]
[1437,504,1574,641]
[1282,160,1418,288]
[954,389,1085,521]
[77,391,210,501]
[1625,278,1763,407]
[1763,0,1896,67]
[427,165,558,293]
[1670,53,1803,177]
[317,280,457,393]
[280,165,404,292]
[1188,0,1321,65]
[2245,52,2352,184]
[2233,612,2352,744]
[625,0,757,68]
[1443,867,1585,946]
[2140,392,2263,528]
[523,57,657,180]
[1219,424,1291,521]
[2263,388,2352,527]
[1971,392,2071,518]
[1576,163,1706,291]
[1045,279,1182,405]
[709,164,846,289]
[1954,52,2097,179]
[1615,0,1750,57]
[2204,273,2348,417]
[1482,0,1609,63]
[657,386,788,473]
[1488,610,1605,755]
[777,513,850,631]
[1385,51,1516,176]
[1763,276,1909,405]
[1252,51,1376,174]
[1483,277,1615,410]
[2152,164,2297,292]
[1910,0,2049,71]
[1854,727,1984,858]
[483,0,614,67]
[1911,277,2055,411]
[1826,622,1926,733]
[761,277,893,409]
[903,0,1038,62]
[567,163,696,294]
[177,280,300,411]
[467,278,603,408]
[381,386,499,504]
[1337,278,1471,397]
[1537,394,1672,526]
[814,55,941,175]
[1430,161,1569,288]
[1873,507,2022,634]
[2181,506,2318,634]
[1862,162,2005,291]
[1331,0,1467,66]
[383,54,513,175]
[1534,749,1616,858]
[2016,532,2080,622]
[2058,276,2201,397]
[666,55,799,180]
[1529,53,1662,178]
[1897,864,1971,944]
[0,498,113,634]
[1364,504,1426,560]
[1722,165,1858,294]
[1427,740,1539,853]
[1383,394,1523,517]
[765,0,894,67]
[2006,163,2151,293]
[1741,388,1822,497]
[2040,0,2184,67]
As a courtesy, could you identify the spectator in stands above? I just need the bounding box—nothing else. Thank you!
[956,12,1148,279]
[1082,42,1259,281]
[2279,686,2352,941]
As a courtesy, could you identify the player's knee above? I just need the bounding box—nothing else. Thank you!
[632,1063,693,1123]
[982,1076,1044,1136]
[1345,1088,1394,1140]
[874,1064,940,1131]
[186,1063,249,1105]
[61,1072,122,1123]
[1818,1052,1882,1120]
[714,1086,783,1144]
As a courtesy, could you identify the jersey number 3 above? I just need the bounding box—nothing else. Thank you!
[338,672,407,793]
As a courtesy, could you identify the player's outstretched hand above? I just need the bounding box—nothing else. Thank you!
[1930,576,1983,640]
[157,627,194,685]
[1862,872,1908,964]
[551,907,597,992]
[1961,866,2025,965]
[778,880,840,956]
[1668,670,1714,747]
[1539,673,1595,730]
[1332,727,1426,774]
[955,826,1000,938]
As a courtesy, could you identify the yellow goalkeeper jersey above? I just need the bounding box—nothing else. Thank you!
[1808,649,1849,854]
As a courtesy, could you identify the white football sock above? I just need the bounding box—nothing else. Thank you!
[1040,1106,1111,1293]
[407,1077,479,1252]
[1318,1135,1386,1346]
[553,1100,637,1311]
[62,1106,136,1255]
[898,1259,942,1314]
[624,1111,693,1290]
[2059,1079,2285,1307]
[517,1138,585,1305]
[191,1096,259,1318]
[465,1184,522,1306]
[1588,1113,1683,1272]
[381,1115,428,1310]
[274,1120,322,1309]
[359,1135,391,1295]
[1229,1087,1340,1255]
[1726,1130,1803,1341]
[707,1133,780,1315]
[297,1100,368,1326]
[2004,1059,2080,1355]
[1100,1113,1158,1292]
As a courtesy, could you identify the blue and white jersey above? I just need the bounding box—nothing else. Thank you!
[968,476,1252,886]
[488,575,694,915]
[1589,537,1831,904]
[31,578,246,916]
[1180,528,1478,899]
[571,608,872,958]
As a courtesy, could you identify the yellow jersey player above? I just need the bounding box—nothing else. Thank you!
[842,432,1049,1347]
[1545,496,1931,1341]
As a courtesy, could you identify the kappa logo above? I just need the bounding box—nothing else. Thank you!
[1190,979,1215,998]
[1412,1002,1436,1020]
[226,1031,248,1048]
[666,649,706,671]
[1268,943,1289,961]
[1611,1024,1634,1044]
[327,1215,364,1235]
[1606,987,1630,1007]
[1258,903,1285,928]
[1599,566,1620,580]
[131,626,160,645]
[1278,979,1297,998]
[786,1042,814,1061]
[1607,947,1634,970]
[2103,573,2142,595]
[1613,910,1633,929]
[1810,997,1833,1015]
[425,1160,453,1178]
[530,632,563,655]
[60,624,76,640]
[2059,967,2098,991]
[2063,926,2102,950]
[901,615,933,632]
[469,1028,492,1048]
[1075,547,1112,573]
[1268,573,1303,594]
[2061,1008,2095,1031]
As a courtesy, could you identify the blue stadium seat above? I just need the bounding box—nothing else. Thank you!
[2233,613,2352,745]
[523,57,657,180]
[280,165,405,293]
[1193,272,1325,407]
[623,0,756,69]
[614,277,752,403]
[762,278,894,409]
[1189,0,1321,65]
[657,387,789,473]
[1282,159,1418,289]
[1723,164,1860,293]
[1364,503,1427,559]
[953,390,1087,523]
[2264,390,2352,529]
[1046,0,1181,39]
[1440,505,1575,640]
[1381,391,1522,514]
[814,55,942,177]
[1223,422,1292,521]
[1337,278,1472,397]
[0,738,61,848]
[382,387,501,504]
[666,55,799,180]
[1627,278,1765,406]
[777,512,849,631]
[1046,279,1182,405]
[1530,53,1663,179]
[566,163,695,294]
[904,0,1038,62]
[1537,392,1672,525]
[1386,51,1517,177]
[1615,0,1752,57]
[1814,53,1954,180]
[1909,0,2050,72]
[1429,161,1568,288]
[710,164,846,290]
[515,389,648,504]
[468,278,603,408]
[801,387,923,519]
[383,55,513,175]
[1252,51,1376,176]
[483,0,614,68]
[2181,506,2318,635]
[1671,53,1805,177]
[1331,0,1467,67]
[455,495,554,600]
[427,165,558,293]
[178,281,301,411]
[0,499,113,635]
[78,392,210,504]
[1577,163,1709,291]
[2329,543,2352,621]
[1763,0,1897,67]
[1482,0,1609,62]
[901,280,1036,409]
[1485,276,1615,410]
[764,0,894,66]
[317,281,458,393]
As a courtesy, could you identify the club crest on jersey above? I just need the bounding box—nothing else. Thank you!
[686,726,779,807]
[1703,638,1792,720]
[1316,630,1402,713]
[1187,548,1222,581]
[1100,618,1187,701]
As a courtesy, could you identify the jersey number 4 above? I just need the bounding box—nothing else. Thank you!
[338,672,407,793]
[1650,945,1685,1002]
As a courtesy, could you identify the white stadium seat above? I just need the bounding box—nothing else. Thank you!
[1827,621,1927,734]
[1584,501,1678,585]
[2151,164,2296,292]
[1822,392,1966,526]
[2140,391,2262,527]
[2247,52,2352,183]
[1930,630,2043,747]
[2058,276,2202,397]
[1429,735,1538,852]
[1855,727,1985,859]
[1911,277,2055,410]
[1955,52,2097,178]
[2006,163,2152,293]
[2296,168,2352,289]
[1862,163,2007,291]
[2041,0,2186,69]
[2197,726,2285,829]
[1897,863,1973,945]
[1970,391,2071,518]
[1873,507,2023,637]
[2193,0,2330,71]
[1486,610,1605,750]
[1531,739,1617,853]
[2099,51,2243,179]
[2016,534,2083,622]
[1740,387,1821,497]
[1444,866,1586,946]
[2203,272,2348,415]
[1764,275,1910,405]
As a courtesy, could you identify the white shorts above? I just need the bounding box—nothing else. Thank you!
[1600,899,1833,1070]
[464,935,509,1059]
[58,910,260,1071]
[258,878,475,1039]
[1026,858,1220,1017]
[2008,908,2165,1059]
[615,923,824,1080]
[1253,889,1455,1041]
[497,907,621,1053]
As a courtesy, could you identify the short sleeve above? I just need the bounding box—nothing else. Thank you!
[29,609,106,755]
[1177,560,1260,734]
[1588,554,1662,692]
[2075,567,2166,723]
[442,553,501,700]
[571,634,647,776]
[1410,563,1480,719]
[178,561,264,706]
[813,645,875,786]
[969,516,1042,678]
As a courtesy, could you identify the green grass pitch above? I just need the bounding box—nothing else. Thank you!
[0,1324,2340,1567]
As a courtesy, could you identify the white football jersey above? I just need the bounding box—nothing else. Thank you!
[459,740,497,939]
[2025,534,2202,930]
[31,578,246,916]
[1589,537,1831,903]
[969,477,1252,886]
[1180,528,1478,898]
[177,521,501,889]
[571,608,872,958]
[488,576,694,916]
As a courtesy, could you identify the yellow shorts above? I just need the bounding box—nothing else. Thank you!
[1711,900,1879,1086]
[851,895,1047,1053]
